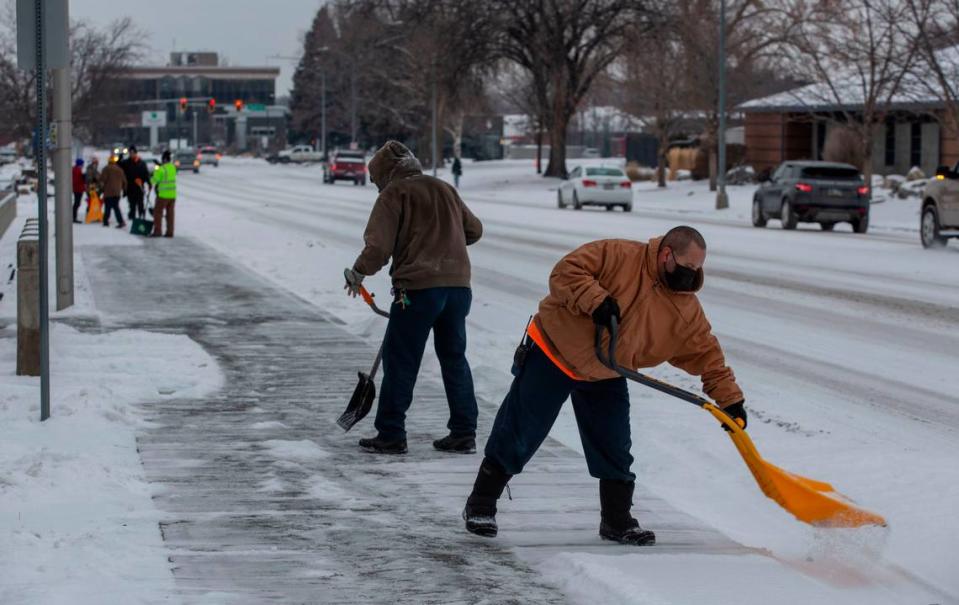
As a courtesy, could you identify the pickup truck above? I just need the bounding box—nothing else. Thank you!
[268,145,324,164]
[920,164,959,248]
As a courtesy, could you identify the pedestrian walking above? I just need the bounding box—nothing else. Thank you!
[344,140,483,455]
[99,155,127,228]
[452,156,462,189]
[71,158,85,223]
[120,145,151,220]
[463,226,747,546]
[149,150,177,237]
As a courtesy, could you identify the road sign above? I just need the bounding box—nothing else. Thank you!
[246,103,266,112]
[142,111,167,127]
[16,0,68,70]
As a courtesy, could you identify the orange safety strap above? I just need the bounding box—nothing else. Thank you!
[526,321,583,381]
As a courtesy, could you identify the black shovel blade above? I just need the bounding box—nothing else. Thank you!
[337,371,376,432]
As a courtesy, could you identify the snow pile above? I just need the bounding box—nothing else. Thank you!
[0,323,223,604]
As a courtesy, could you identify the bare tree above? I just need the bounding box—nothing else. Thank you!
[494,0,643,178]
[782,0,921,183]
[621,21,691,187]
[676,0,790,190]
[904,0,959,145]
[0,4,143,143]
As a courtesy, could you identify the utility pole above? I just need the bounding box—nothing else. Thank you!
[350,69,357,146]
[52,48,72,310]
[321,70,327,159]
[715,0,729,210]
[431,60,438,177]
[192,110,198,147]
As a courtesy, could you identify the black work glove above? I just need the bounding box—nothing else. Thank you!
[722,401,747,431]
[591,296,621,330]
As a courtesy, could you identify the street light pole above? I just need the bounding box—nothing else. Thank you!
[431,61,438,177]
[716,0,729,210]
[321,70,327,159]
[350,69,357,146]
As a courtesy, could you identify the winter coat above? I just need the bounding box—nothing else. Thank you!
[85,164,100,190]
[353,140,483,290]
[452,158,462,176]
[120,157,150,194]
[71,165,85,194]
[533,237,743,407]
[150,162,177,200]
[99,163,127,198]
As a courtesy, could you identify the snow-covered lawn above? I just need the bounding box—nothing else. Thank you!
[0,204,222,604]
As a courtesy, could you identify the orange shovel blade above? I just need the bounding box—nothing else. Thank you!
[704,405,887,528]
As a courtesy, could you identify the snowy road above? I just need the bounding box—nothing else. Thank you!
[175,159,959,604]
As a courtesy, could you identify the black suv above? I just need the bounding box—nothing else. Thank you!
[753,161,870,233]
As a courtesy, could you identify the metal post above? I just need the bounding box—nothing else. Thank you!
[192,110,198,147]
[350,70,357,146]
[431,63,438,177]
[320,70,327,159]
[715,0,729,210]
[34,0,50,421]
[53,64,73,311]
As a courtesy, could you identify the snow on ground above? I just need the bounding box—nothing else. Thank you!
[173,157,958,604]
[0,203,223,604]
[2,156,956,603]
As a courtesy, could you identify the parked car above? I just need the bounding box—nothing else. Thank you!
[0,148,17,165]
[323,150,367,185]
[752,161,870,233]
[919,163,959,248]
[268,144,324,164]
[557,165,633,211]
[198,146,221,167]
[174,149,200,174]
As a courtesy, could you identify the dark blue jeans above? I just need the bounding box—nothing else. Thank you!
[374,287,478,440]
[484,344,635,482]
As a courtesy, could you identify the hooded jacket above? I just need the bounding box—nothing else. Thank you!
[533,237,743,407]
[99,162,127,198]
[353,141,483,290]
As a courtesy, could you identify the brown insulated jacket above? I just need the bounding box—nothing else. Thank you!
[353,141,483,290]
[534,237,743,407]
[99,163,127,198]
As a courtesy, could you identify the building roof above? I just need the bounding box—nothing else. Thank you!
[125,66,280,81]
[740,45,959,113]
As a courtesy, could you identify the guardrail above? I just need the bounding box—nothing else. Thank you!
[0,189,15,240]
[17,218,39,376]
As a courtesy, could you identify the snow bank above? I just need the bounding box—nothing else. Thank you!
[0,323,222,604]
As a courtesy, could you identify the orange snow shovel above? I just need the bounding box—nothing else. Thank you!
[596,319,886,528]
[336,280,390,432]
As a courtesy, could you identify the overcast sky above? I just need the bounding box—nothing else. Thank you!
[71,0,327,97]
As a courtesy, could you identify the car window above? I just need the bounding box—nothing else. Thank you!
[585,167,625,177]
[771,164,788,181]
[801,166,861,180]
[570,167,581,178]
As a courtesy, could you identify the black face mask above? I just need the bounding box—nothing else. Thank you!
[665,251,699,292]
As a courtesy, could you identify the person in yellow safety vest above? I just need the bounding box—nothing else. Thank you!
[150,150,177,237]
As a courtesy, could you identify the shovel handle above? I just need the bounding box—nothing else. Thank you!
[354,284,390,318]
[595,318,717,410]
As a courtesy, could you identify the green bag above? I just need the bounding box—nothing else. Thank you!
[130,217,154,236]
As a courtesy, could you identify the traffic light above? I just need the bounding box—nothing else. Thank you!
[208,98,216,113]
[234,99,244,112]
[179,97,187,112]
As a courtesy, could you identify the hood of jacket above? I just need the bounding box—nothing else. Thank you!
[368,140,423,191]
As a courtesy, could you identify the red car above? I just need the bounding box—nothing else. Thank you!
[324,151,367,186]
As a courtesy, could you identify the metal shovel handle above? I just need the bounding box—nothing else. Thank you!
[595,317,714,409]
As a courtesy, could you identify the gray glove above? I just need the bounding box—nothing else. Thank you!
[343,267,365,298]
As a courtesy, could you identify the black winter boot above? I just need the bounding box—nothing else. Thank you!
[433,434,476,454]
[463,458,512,537]
[598,479,656,546]
[358,435,408,454]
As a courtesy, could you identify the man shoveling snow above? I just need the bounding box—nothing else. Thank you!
[463,226,747,545]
